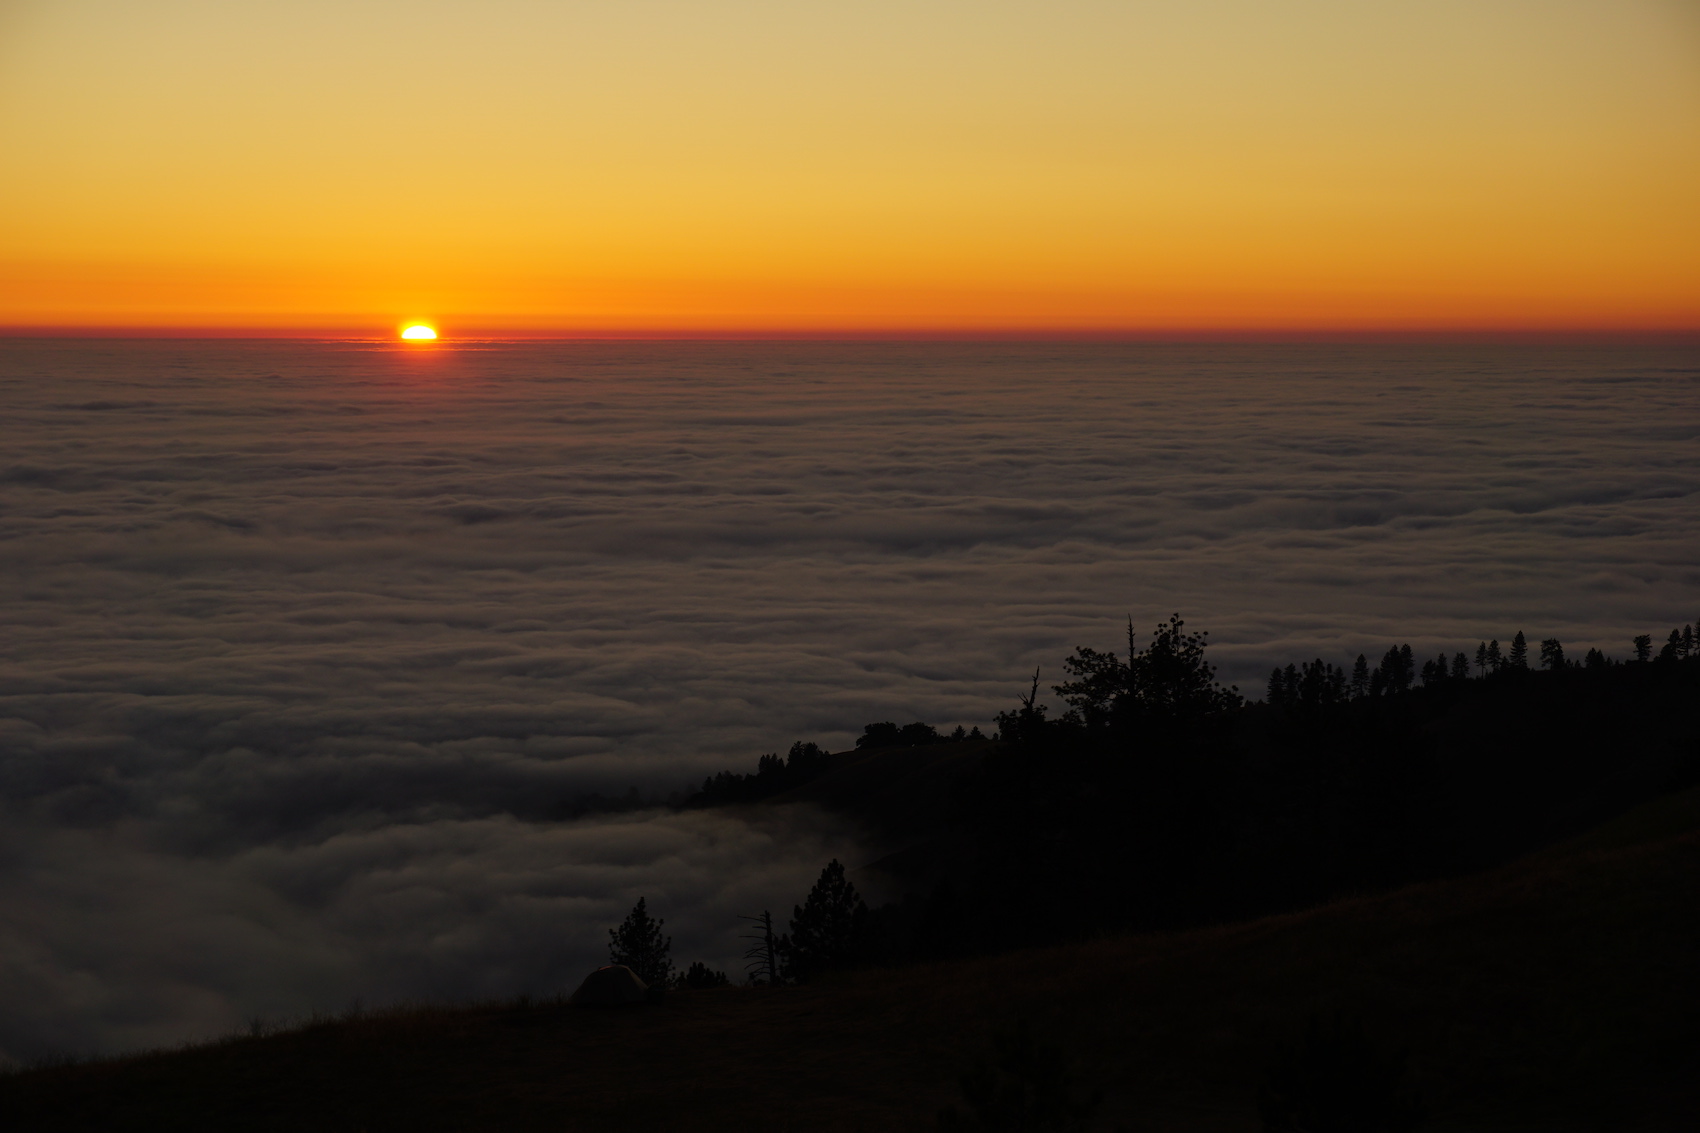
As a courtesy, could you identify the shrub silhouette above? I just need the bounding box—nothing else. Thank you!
[676,961,729,989]
[938,1019,1100,1132]
[1259,1016,1424,1133]
[857,721,945,749]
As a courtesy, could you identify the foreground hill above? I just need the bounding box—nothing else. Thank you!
[6,784,1697,1132]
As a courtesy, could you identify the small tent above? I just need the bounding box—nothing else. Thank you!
[569,964,650,1006]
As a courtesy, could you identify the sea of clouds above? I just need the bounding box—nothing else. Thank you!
[0,338,1695,1059]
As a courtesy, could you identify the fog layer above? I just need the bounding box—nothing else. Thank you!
[1,339,1694,1058]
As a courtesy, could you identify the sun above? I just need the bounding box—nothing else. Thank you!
[400,324,437,340]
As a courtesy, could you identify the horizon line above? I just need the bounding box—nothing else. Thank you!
[5,323,1700,345]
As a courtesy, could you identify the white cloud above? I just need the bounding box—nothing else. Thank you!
[0,337,1695,1056]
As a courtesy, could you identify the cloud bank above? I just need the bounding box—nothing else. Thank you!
[0,338,1695,1058]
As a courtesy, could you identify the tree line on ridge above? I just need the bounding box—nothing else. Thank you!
[606,613,1699,986]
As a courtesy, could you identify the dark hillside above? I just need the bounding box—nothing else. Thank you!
[762,738,988,836]
[7,785,1697,1132]
[763,738,989,889]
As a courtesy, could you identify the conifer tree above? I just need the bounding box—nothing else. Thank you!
[1540,639,1564,670]
[608,897,673,987]
[1659,629,1683,662]
[1507,632,1528,670]
[783,859,868,982]
[1486,640,1502,672]
[1633,634,1653,663]
[1451,652,1469,681]
[1475,642,1488,677]
[1350,654,1370,699]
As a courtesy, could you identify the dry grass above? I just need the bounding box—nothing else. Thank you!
[6,788,1698,1132]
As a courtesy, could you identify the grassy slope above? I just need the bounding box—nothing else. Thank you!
[6,787,1698,1133]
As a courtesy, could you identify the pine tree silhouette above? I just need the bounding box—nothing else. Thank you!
[1351,654,1370,698]
[608,898,673,986]
[1507,632,1528,670]
[783,860,868,982]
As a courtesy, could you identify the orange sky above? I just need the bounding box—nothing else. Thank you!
[3,0,1698,335]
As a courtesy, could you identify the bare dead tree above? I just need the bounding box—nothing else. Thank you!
[738,910,783,987]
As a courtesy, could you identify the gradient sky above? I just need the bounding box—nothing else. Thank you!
[3,0,1698,333]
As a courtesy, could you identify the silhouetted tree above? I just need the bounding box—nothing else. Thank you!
[1507,632,1528,670]
[857,721,902,748]
[738,910,785,987]
[1474,642,1488,677]
[1633,634,1653,663]
[782,859,868,982]
[1539,638,1565,670]
[1384,647,1403,688]
[1485,640,1502,672]
[1377,646,1414,693]
[1136,614,1242,721]
[677,961,729,989]
[1585,647,1609,669]
[1450,652,1469,681]
[1259,1016,1424,1133]
[1658,629,1683,663]
[938,1020,1100,1132]
[998,667,1058,746]
[1351,654,1370,698]
[1055,626,1132,726]
[608,898,673,987]
[1055,613,1242,745]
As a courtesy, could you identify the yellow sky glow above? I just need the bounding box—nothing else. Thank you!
[2,0,1698,333]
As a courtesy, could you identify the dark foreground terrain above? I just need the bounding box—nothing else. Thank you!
[6,782,1696,1132]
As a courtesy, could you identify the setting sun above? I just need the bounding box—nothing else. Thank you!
[400,325,437,340]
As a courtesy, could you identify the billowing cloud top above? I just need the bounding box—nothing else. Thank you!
[0,338,1695,1059]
